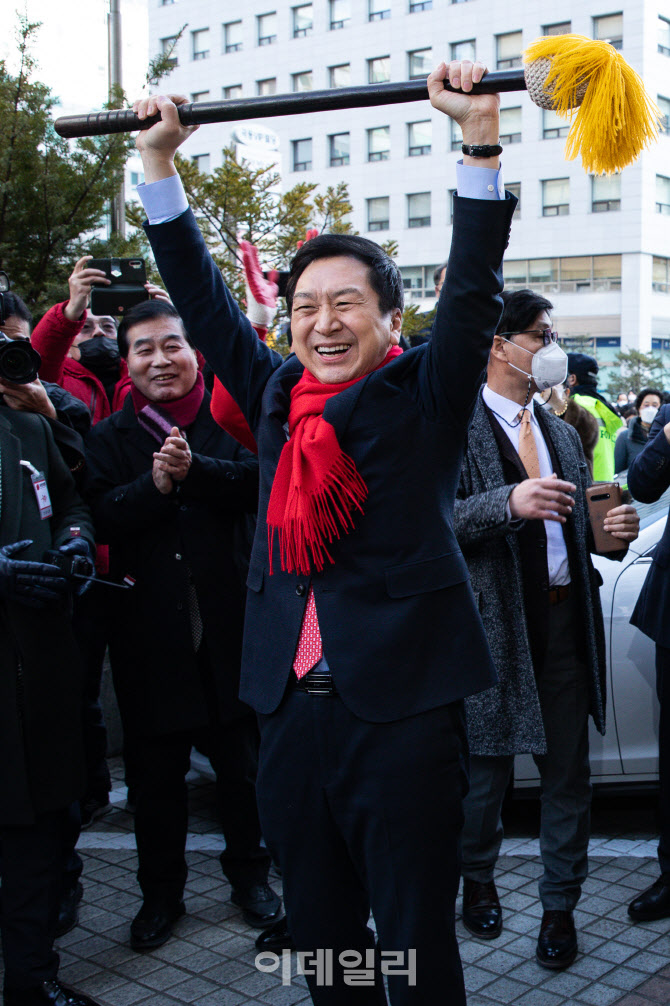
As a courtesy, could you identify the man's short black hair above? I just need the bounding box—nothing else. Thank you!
[567,352,599,387]
[285,233,404,316]
[116,300,190,358]
[496,288,554,337]
[2,292,33,328]
[635,387,663,412]
[433,261,448,286]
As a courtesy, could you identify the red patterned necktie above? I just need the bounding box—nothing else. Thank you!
[293,585,323,679]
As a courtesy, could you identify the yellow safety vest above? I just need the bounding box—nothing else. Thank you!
[572,393,624,482]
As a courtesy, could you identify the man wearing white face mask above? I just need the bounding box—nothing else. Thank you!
[453,289,639,970]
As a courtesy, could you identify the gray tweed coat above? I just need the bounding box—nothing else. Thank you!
[453,391,610,757]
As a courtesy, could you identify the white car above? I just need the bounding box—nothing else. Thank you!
[515,485,670,792]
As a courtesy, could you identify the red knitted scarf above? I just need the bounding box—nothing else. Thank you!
[267,345,402,575]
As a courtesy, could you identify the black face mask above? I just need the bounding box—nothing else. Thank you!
[78,336,121,384]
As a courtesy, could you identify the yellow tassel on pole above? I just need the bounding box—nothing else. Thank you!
[523,34,661,174]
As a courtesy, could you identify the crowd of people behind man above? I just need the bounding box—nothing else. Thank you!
[2,61,670,1006]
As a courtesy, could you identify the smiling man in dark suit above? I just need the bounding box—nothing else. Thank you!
[83,299,281,951]
[131,59,513,1004]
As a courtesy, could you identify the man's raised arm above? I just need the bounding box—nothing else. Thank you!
[133,94,282,437]
[421,61,516,427]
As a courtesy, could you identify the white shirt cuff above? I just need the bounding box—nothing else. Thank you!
[456,160,505,200]
[138,174,188,224]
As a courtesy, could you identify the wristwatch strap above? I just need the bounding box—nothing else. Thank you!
[461,143,503,157]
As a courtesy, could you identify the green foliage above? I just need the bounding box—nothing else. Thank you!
[145,26,187,89]
[606,348,670,395]
[401,302,435,343]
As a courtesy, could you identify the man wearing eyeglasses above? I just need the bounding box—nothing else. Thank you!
[453,288,638,970]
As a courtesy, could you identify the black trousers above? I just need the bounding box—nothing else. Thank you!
[656,645,670,876]
[71,587,112,803]
[256,690,468,1006]
[134,715,270,904]
[0,809,70,992]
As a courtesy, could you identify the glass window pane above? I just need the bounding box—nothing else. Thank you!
[653,257,668,285]
[657,174,670,202]
[192,154,210,173]
[292,71,313,91]
[594,13,623,42]
[329,64,350,88]
[408,120,431,154]
[542,107,569,137]
[451,40,476,61]
[192,90,210,103]
[593,255,621,279]
[528,258,558,284]
[660,16,670,53]
[368,196,389,230]
[224,21,243,51]
[258,12,278,44]
[658,95,670,132]
[293,5,313,35]
[369,57,391,83]
[543,21,571,35]
[408,192,431,226]
[192,29,209,58]
[368,126,390,159]
[592,174,621,199]
[369,0,390,17]
[505,259,528,284]
[293,138,312,170]
[223,85,243,99]
[408,49,432,78]
[500,106,521,141]
[560,257,591,282]
[497,31,522,61]
[330,0,351,26]
[257,78,277,95]
[329,132,350,164]
[543,178,569,204]
[507,182,521,217]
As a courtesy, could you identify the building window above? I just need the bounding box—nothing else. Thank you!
[496,31,523,69]
[223,85,243,100]
[542,178,569,216]
[409,0,432,11]
[401,266,438,300]
[592,173,621,212]
[368,197,389,231]
[329,132,350,166]
[192,28,210,61]
[368,57,391,84]
[451,119,463,152]
[223,21,242,53]
[368,126,390,161]
[408,49,432,79]
[293,4,313,38]
[594,13,623,50]
[160,0,175,5]
[258,12,277,46]
[653,257,670,293]
[656,175,670,214]
[451,40,476,62]
[543,21,571,35]
[130,170,145,187]
[293,138,312,171]
[507,182,521,218]
[542,108,569,139]
[330,0,350,29]
[504,255,621,292]
[192,154,210,173]
[408,192,431,228]
[191,90,210,103]
[499,107,521,144]
[257,78,277,96]
[369,0,390,19]
[408,120,431,156]
[660,16,670,56]
[292,71,313,92]
[659,95,670,134]
[329,64,351,88]
[160,36,179,67]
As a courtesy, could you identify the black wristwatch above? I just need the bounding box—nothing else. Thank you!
[461,143,503,157]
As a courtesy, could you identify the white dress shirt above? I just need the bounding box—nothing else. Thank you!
[482,385,570,586]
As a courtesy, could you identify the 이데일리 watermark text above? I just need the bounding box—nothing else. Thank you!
[255,948,416,986]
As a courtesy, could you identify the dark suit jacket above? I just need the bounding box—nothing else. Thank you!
[628,404,670,647]
[83,393,259,735]
[144,194,516,721]
[0,408,93,826]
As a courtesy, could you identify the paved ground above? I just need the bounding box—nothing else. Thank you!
[3,762,670,1005]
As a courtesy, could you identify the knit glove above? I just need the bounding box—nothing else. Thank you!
[239,240,279,332]
[0,540,68,609]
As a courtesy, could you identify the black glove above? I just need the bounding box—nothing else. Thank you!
[57,537,96,597]
[0,540,69,609]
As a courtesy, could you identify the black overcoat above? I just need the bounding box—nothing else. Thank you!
[0,407,93,827]
[83,392,259,736]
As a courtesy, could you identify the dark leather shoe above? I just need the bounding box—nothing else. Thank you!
[130,900,185,951]
[462,878,502,939]
[4,980,101,1006]
[55,882,83,937]
[536,910,578,969]
[255,916,295,952]
[628,877,670,921]
[231,882,282,928]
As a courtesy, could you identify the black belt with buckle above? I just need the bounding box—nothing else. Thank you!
[293,661,337,696]
[548,583,571,606]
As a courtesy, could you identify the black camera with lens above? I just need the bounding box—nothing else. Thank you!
[0,270,42,384]
[43,549,95,581]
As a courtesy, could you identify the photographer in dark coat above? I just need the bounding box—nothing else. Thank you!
[0,404,98,1006]
[83,300,280,952]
